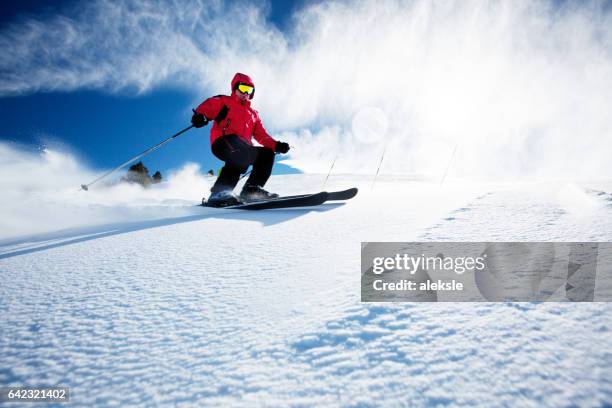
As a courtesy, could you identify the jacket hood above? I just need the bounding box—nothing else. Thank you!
[231,73,255,99]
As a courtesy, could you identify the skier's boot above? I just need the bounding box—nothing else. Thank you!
[204,190,241,207]
[240,184,279,202]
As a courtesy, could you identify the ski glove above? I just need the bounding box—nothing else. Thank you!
[275,141,290,154]
[191,111,209,128]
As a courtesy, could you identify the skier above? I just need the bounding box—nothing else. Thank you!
[191,72,290,207]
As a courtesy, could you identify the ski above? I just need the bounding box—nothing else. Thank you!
[223,192,329,210]
[238,187,358,204]
[324,187,358,201]
[201,188,358,210]
[268,187,358,202]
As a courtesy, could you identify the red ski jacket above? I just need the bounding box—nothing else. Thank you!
[194,73,277,150]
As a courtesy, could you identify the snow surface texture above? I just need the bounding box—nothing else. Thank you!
[1,151,612,406]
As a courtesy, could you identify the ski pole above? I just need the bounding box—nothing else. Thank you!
[371,145,387,191]
[322,154,338,190]
[80,124,194,191]
[439,144,458,187]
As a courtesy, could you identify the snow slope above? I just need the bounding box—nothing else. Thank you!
[1,174,612,407]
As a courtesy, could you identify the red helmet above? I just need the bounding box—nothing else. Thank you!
[231,72,255,99]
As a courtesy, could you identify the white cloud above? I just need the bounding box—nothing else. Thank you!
[2,0,612,179]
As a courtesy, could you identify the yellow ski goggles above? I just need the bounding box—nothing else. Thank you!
[237,84,254,95]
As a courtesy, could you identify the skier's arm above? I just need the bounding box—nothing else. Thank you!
[194,97,224,121]
[252,117,278,150]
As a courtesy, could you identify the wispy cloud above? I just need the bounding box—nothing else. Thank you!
[0,0,280,95]
[2,0,612,179]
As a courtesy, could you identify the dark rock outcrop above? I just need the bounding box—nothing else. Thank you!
[122,161,162,187]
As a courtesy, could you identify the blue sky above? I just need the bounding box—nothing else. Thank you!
[0,0,304,177]
[2,0,612,182]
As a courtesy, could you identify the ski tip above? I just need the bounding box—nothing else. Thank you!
[323,187,358,201]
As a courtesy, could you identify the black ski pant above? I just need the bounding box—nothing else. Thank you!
[210,134,275,193]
